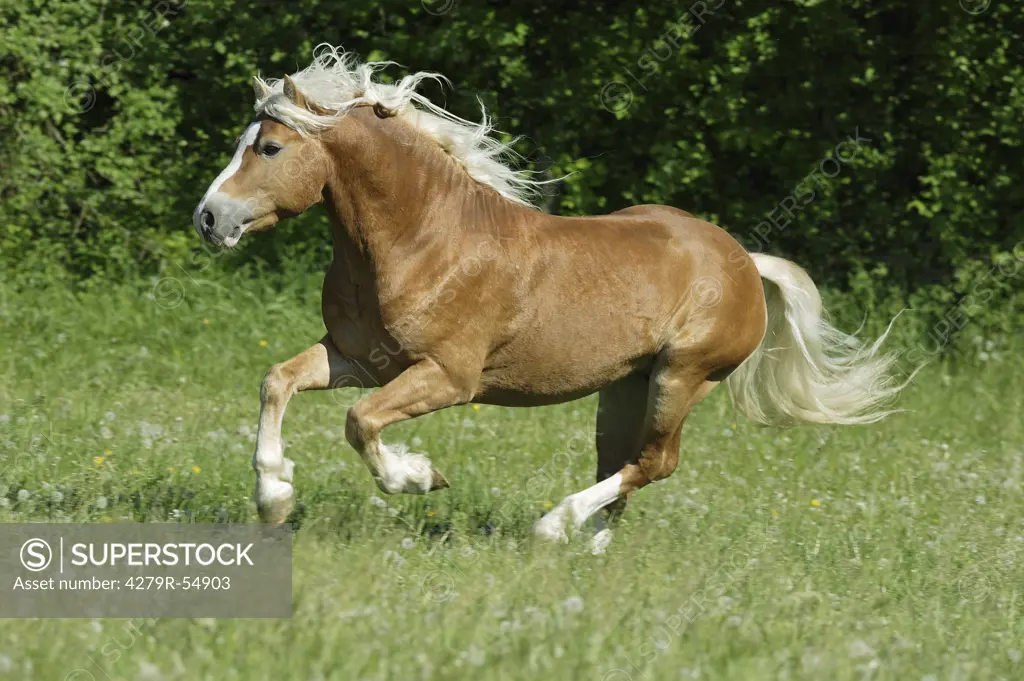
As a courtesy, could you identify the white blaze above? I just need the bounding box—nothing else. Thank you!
[192,122,261,226]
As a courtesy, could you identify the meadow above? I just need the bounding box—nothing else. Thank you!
[0,275,1021,681]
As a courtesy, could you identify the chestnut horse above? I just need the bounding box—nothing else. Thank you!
[192,46,903,549]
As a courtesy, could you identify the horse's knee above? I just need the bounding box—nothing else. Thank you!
[261,364,292,405]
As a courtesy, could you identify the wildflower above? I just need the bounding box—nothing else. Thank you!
[203,319,210,325]
[93,456,105,466]
[130,469,141,476]
[369,496,388,509]
[259,339,269,347]
[167,467,176,473]
[104,449,112,456]
[810,499,821,507]
[426,510,436,517]
[103,412,116,422]
[560,595,584,613]
[542,501,554,509]
[95,496,108,510]
[401,538,416,550]
[472,404,481,412]
[192,465,201,474]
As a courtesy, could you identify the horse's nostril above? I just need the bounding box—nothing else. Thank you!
[201,210,215,231]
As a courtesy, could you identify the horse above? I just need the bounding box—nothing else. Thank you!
[192,45,905,550]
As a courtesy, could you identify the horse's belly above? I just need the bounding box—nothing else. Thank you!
[475,344,654,407]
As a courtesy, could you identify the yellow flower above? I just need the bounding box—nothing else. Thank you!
[167,467,176,473]
[472,404,481,411]
[542,501,554,509]
[203,318,210,325]
[93,456,105,466]
[810,499,821,507]
[192,465,201,474]
[102,516,113,522]
[130,469,141,476]
[259,339,269,347]
[103,449,112,456]
[426,510,436,517]
[771,509,780,520]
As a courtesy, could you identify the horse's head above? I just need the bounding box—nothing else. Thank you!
[192,76,331,247]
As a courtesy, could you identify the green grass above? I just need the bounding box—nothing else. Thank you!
[0,276,1022,681]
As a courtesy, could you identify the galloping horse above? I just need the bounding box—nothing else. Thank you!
[193,45,903,549]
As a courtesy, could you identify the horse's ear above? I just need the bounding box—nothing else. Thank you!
[252,76,270,102]
[283,75,330,115]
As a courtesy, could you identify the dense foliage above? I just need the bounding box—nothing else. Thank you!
[1,0,1021,346]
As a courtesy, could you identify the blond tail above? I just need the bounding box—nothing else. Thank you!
[726,253,908,426]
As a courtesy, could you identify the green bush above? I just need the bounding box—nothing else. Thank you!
[1,0,1021,348]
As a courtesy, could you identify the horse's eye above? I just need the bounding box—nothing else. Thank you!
[261,143,282,158]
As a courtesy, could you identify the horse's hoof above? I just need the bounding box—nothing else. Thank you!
[257,490,295,524]
[532,506,570,543]
[590,528,613,555]
[430,468,450,491]
[256,477,295,524]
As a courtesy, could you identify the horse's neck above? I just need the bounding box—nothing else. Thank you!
[321,117,535,275]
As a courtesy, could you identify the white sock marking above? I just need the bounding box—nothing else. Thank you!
[534,473,623,542]
[376,442,435,494]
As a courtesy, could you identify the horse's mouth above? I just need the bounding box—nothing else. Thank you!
[242,213,280,234]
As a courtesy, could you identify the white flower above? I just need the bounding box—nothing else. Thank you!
[848,639,875,659]
[95,496,108,510]
[383,550,405,569]
[0,498,8,508]
[401,538,416,550]
[0,414,9,425]
[16,489,29,502]
[104,411,116,422]
[0,654,12,673]
[139,421,164,439]
[137,660,163,681]
[411,436,423,447]
[369,496,388,509]
[1009,649,1022,664]
[100,426,114,439]
[560,596,584,613]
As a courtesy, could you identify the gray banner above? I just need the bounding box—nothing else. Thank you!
[0,524,291,618]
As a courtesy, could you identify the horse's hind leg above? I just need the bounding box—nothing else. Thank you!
[589,373,650,550]
[254,337,362,523]
[534,359,717,545]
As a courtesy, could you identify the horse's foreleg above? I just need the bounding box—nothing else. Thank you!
[345,359,468,494]
[254,337,361,523]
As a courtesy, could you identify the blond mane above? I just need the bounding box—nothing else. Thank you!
[253,44,546,207]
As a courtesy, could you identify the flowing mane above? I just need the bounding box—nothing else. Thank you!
[253,44,544,207]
